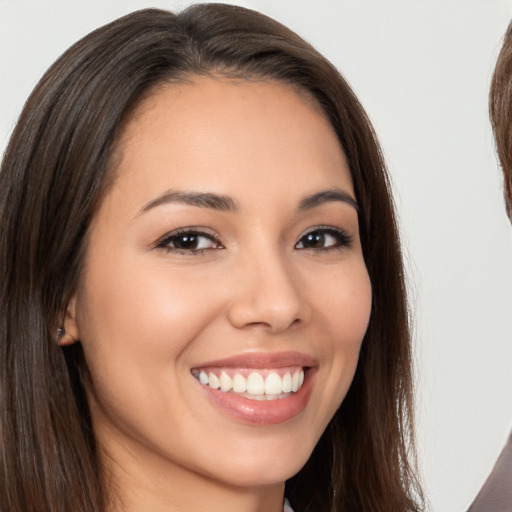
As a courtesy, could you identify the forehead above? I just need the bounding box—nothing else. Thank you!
[109,76,352,207]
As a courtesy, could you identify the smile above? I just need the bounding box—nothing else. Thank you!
[192,367,306,400]
[190,352,317,424]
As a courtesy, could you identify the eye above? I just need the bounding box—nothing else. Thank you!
[156,228,223,253]
[295,227,352,251]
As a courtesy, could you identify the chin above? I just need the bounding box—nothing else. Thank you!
[196,432,316,488]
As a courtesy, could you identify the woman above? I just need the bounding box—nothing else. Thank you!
[0,4,423,511]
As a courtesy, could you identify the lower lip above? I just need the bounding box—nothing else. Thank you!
[198,370,315,425]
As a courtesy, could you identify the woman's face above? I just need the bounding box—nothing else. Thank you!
[69,78,372,490]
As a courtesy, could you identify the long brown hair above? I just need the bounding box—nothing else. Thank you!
[490,20,512,219]
[0,4,423,511]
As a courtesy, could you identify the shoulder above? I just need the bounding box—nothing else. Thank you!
[467,431,512,512]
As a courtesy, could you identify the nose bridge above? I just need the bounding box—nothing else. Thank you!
[227,242,308,333]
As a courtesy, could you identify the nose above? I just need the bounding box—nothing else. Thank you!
[226,249,310,334]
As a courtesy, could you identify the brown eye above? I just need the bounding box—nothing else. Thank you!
[157,230,222,253]
[295,227,352,251]
[300,231,328,249]
[171,234,204,250]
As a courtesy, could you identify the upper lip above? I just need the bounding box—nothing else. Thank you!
[192,351,318,369]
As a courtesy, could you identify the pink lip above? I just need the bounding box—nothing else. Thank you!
[193,351,318,425]
[194,351,318,370]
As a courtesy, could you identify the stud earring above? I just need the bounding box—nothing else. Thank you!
[55,327,77,345]
[56,327,66,343]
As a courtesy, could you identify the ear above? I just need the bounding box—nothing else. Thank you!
[56,295,81,346]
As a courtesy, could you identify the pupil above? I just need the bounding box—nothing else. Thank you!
[306,232,324,248]
[176,235,197,249]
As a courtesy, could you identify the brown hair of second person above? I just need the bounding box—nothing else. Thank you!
[490,20,512,218]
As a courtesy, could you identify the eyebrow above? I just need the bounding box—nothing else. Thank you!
[298,188,359,212]
[138,190,239,215]
[138,186,358,216]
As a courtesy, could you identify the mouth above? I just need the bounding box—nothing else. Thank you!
[191,366,306,401]
[190,352,316,424]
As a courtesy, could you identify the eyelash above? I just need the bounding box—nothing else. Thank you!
[155,226,352,255]
[294,226,353,252]
[155,228,222,255]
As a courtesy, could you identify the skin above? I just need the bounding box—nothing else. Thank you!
[64,77,372,512]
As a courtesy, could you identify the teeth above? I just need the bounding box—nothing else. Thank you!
[196,369,305,398]
[208,372,220,390]
[247,372,265,395]
[219,371,232,392]
[291,371,300,392]
[232,373,247,393]
[282,372,292,393]
[264,373,282,395]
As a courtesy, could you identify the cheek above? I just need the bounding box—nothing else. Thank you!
[76,258,224,361]
[74,258,231,433]
[317,261,372,351]
[338,269,372,348]
[335,264,372,365]
[74,259,227,439]
[312,262,372,404]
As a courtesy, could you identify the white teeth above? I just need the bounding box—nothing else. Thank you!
[232,373,247,393]
[247,372,265,395]
[291,371,300,392]
[264,373,282,395]
[208,372,220,390]
[197,369,306,397]
[282,372,292,393]
[219,371,232,392]
[199,371,209,385]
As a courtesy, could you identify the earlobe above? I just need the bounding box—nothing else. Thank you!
[55,296,80,346]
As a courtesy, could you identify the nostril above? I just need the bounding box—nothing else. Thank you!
[230,310,303,334]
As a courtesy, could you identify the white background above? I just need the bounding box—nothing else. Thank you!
[1,1,511,510]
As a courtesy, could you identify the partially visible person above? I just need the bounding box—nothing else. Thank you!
[490,21,512,219]
[466,19,512,512]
